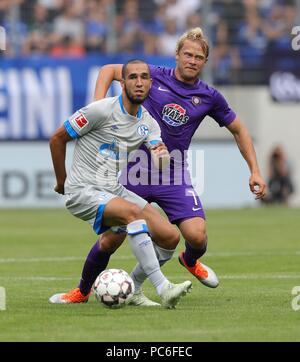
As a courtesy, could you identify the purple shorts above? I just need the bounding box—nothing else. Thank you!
[123,182,205,225]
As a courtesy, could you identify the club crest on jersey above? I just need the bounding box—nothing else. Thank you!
[192,96,201,106]
[162,103,189,127]
[74,112,88,129]
[137,124,149,137]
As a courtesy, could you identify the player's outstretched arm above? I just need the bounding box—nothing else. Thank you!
[226,117,266,199]
[49,126,73,195]
[94,64,123,101]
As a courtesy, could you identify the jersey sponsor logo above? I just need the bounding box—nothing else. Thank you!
[98,138,128,160]
[162,103,189,127]
[99,139,120,160]
[137,124,149,137]
[74,113,88,129]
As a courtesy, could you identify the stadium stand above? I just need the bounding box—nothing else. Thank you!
[1,0,299,84]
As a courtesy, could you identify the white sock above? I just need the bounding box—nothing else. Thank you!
[127,220,169,295]
[131,267,145,293]
[131,243,175,294]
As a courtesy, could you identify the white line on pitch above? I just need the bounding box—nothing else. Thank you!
[0,255,133,263]
[0,251,299,264]
[220,274,300,280]
[0,276,77,281]
[1,274,300,281]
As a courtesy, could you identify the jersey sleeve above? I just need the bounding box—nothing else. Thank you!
[143,114,163,149]
[208,88,236,127]
[63,100,109,139]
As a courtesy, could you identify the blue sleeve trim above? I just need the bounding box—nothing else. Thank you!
[64,120,79,139]
[93,204,110,235]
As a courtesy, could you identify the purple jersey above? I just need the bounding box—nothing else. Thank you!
[144,65,236,153]
[122,65,236,184]
[120,65,236,223]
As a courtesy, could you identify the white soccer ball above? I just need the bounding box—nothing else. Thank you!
[93,269,135,308]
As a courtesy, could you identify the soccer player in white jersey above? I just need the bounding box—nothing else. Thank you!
[48,60,192,308]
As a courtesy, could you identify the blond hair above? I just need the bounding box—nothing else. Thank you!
[176,27,209,58]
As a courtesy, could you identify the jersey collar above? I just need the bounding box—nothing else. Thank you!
[171,68,201,89]
[118,95,142,120]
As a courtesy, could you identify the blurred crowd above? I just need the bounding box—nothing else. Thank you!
[0,0,299,84]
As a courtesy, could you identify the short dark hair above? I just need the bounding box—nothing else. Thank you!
[121,59,150,79]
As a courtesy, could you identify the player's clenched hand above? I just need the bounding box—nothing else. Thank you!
[249,173,266,200]
[150,142,170,169]
[54,184,65,195]
[150,142,168,154]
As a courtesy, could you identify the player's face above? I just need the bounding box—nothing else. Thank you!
[122,64,152,104]
[175,39,207,83]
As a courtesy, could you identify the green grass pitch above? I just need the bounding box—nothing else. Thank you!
[0,207,300,342]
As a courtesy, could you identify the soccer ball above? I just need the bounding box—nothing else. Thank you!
[94,269,135,308]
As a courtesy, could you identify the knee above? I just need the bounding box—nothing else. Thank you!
[187,230,207,249]
[99,234,124,254]
[98,237,115,253]
[123,203,143,224]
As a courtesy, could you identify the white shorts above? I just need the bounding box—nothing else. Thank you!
[65,184,148,235]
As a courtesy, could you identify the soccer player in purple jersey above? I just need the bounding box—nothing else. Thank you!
[59,28,266,306]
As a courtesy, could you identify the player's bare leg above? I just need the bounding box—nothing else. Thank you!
[178,217,219,288]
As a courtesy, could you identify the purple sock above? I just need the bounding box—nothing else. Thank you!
[183,240,207,267]
[78,240,112,296]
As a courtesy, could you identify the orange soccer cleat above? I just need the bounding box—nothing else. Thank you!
[178,252,219,288]
[49,287,90,304]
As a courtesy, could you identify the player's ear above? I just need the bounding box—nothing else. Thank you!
[120,78,125,90]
